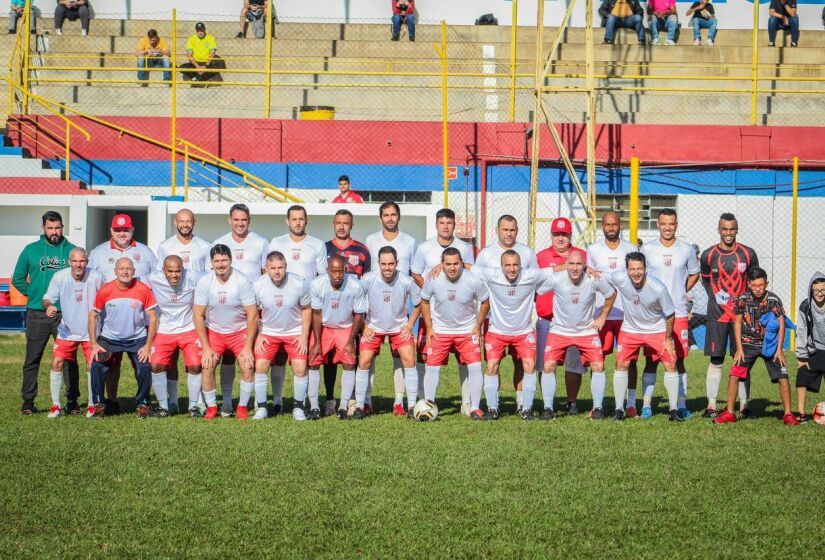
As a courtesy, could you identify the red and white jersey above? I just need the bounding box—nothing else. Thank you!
[411,236,475,277]
[212,231,269,281]
[361,270,421,333]
[156,235,212,273]
[254,272,311,337]
[642,238,700,318]
[475,242,538,270]
[365,230,417,276]
[586,239,637,321]
[93,279,157,340]
[474,267,553,335]
[194,271,256,335]
[310,274,368,329]
[268,233,328,281]
[607,271,675,334]
[548,271,616,336]
[44,267,103,341]
[148,270,201,335]
[420,269,488,335]
[332,191,364,204]
[89,239,157,283]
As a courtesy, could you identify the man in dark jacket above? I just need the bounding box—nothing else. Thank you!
[599,0,646,44]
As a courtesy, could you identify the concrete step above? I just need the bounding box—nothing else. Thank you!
[0,158,63,178]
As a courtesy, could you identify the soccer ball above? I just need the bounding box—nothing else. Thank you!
[812,402,825,426]
[413,399,438,422]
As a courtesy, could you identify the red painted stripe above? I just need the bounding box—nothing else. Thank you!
[0,178,99,194]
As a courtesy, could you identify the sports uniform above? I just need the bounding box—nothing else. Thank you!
[254,273,312,362]
[332,190,364,204]
[89,239,157,283]
[156,235,212,273]
[475,242,538,270]
[194,270,257,357]
[325,238,370,278]
[365,231,417,276]
[586,239,637,353]
[268,233,328,281]
[213,231,269,281]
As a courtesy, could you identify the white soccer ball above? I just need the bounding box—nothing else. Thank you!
[413,399,438,422]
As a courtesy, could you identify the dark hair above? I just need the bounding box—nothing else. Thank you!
[436,208,456,221]
[379,201,400,216]
[334,209,353,220]
[441,247,462,262]
[625,251,646,268]
[813,278,825,286]
[286,205,306,219]
[497,214,517,226]
[500,249,521,263]
[719,212,737,223]
[229,203,250,217]
[147,29,158,39]
[266,251,286,263]
[42,211,63,225]
[378,246,398,261]
[210,244,232,260]
[338,175,350,183]
[657,208,677,219]
[748,267,768,282]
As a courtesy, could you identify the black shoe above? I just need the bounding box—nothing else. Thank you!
[565,401,578,416]
[352,407,366,420]
[151,407,170,418]
[796,412,810,424]
[470,409,485,421]
[612,409,625,421]
[540,407,556,420]
[701,408,718,419]
[65,400,81,415]
[189,406,202,418]
[668,409,685,422]
[409,36,415,42]
[337,408,349,420]
[739,408,756,420]
[8,30,16,34]
[519,409,534,421]
[484,408,499,421]
[589,407,605,420]
[236,32,245,38]
[602,39,613,44]
[309,408,321,420]
[272,404,283,417]
[638,40,647,45]
[407,408,415,420]
[391,35,399,41]
[136,404,151,419]
[21,401,35,415]
[105,399,120,415]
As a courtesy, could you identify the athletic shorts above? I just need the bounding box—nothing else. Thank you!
[151,330,203,367]
[598,320,623,355]
[729,345,788,383]
[544,332,604,365]
[484,331,536,362]
[645,317,689,361]
[360,331,414,354]
[53,339,92,365]
[255,334,307,362]
[536,317,585,374]
[207,329,249,359]
[426,333,481,366]
[796,351,825,392]
[704,319,736,357]
[617,331,675,365]
[309,327,355,366]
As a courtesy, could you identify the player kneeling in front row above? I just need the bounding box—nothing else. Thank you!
[795,273,825,423]
[421,248,490,420]
[253,251,312,420]
[358,246,421,418]
[714,268,799,425]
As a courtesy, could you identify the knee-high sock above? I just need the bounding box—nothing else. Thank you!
[642,372,657,408]
[307,369,321,410]
[254,373,269,407]
[220,363,235,411]
[613,370,629,411]
[50,370,63,407]
[468,363,483,410]
[365,370,375,406]
[404,367,418,408]
[541,372,556,410]
[417,362,425,395]
[238,380,254,408]
[393,356,405,406]
[203,388,217,407]
[270,365,285,406]
[591,371,606,409]
[87,371,93,406]
[459,363,470,405]
[187,373,202,410]
[738,377,750,411]
[424,365,440,401]
[167,378,178,409]
[355,368,370,407]
[664,372,680,411]
[151,371,169,410]
[522,372,537,412]
[484,375,500,411]
[706,362,723,408]
[677,372,688,410]
[293,375,309,404]
[339,369,355,409]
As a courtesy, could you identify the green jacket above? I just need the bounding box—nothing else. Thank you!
[12,234,75,310]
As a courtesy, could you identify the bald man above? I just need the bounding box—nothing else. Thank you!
[157,209,212,273]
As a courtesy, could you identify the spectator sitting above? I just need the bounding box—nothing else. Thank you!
[237,0,273,39]
[8,0,36,34]
[332,175,364,203]
[179,22,226,85]
[686,0,716,45]
[54,0,89,36]
[648,0,679,45]
[598,0,645,45]
[768,0,799,47]
[391,0,415,41]
[135,29,171,86]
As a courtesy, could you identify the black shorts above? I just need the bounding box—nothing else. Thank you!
[796,351,825,392]
[704,319,735,357]
[739,345,789,383]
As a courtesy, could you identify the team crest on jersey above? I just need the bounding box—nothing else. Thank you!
[348,255,359,267]
[609,258,618,270]
[108,257,115,264]
[182,252,191,264]
[292,248,301,261]
[447,290,456,302]
[382,290,392,303]
[484,342,493,352]
[681,329,689,340]
[170,293,178,303]
[526,333,536,344]
[134,254,141,262]
[572,292,580,304]
[217,291,227,305]
[632,294,640,306]
[664,255,672,267]
[506,288,516,297]
[274,295,284,308]
[74,290,83,302]
[331,299,340,310]
[737,262,747,273]
[235,250,244,261]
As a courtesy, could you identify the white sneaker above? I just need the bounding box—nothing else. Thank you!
[707,39,714,46]
[48,404,62,418]
[81,30,87,36]
[460,402,472,417]
[55,29,62,35]
[665,39,676,46]
[253,407,268,420]
[694,39,701,46]
[293,406,307,421]
[651,38,659,46]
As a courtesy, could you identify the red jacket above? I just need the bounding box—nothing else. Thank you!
[392,0,415,16]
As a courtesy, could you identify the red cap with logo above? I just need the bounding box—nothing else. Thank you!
[111,214,133,229]
[551,217,572,234]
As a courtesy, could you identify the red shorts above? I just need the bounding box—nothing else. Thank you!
[207,329,249,358]
[53,339,92,365]
[544,332,604,365]
[484,331,536,362]
[416,326,428,358]
[309,327,356,367]
[598,320,623,355]
[617,331,675,364]
[151,330,203,367]
[644,317,689,361]
[360,331,414,354]
[254,334,307,362]
[426,333,482,366]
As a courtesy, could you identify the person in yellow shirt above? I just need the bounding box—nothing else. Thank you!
[179,22,225,85]
[598,0,646,45]
[135,29,171,84]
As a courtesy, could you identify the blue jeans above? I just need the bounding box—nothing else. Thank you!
[692,17,717,41]
[90,336,152,406]
[649,14,678,42]
[768,15,799,44]
[604,14,644,42]
[391,14,415,38]
[137,56,172,82]
[8,9,35,32]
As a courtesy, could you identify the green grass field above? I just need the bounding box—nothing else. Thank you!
[0,333,823,559]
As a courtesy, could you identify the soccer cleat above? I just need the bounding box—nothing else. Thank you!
[86,405,96,418]
[324,399,337,417]
[272,404,283,417]
[235,405,249,420]
[292,405,308,421]
[220,409,234,418]
[612,409,625,421]
[589,408,605,420]
[204,406,220,420]
[519,409,534,421]
[308,408,321,421]
[393,403,405,417]
[151,407,170,418]
[66,400,81,415]
[363,404,373,416]
[136,404,152,419]
[484,408,500,421]
[677,407,693,420]
[168,402,179,415]
[352,407,367,420]
[796,413,810,424]
[540,408,556,421]
[739,408,756,420]
[253,407,268,420]
[48,404,62,418]
[640,406,654,419]
[337,408,349,420]
[626,406,638,419]
[470,409,485,421]
[565,401,578,416]
[701,408,718,419]
[189,406,202,418]
[668,409,685,422]
[21,401,35,416]
[407,408,415,420]
[713,410,737,424]
[783,413,800,426]
[88,403,105,418]
[460,403,472,417]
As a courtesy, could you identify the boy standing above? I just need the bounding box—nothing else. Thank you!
[795,272,825,422]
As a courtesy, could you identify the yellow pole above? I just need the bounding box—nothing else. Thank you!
[440,19,449,208]
[171,9,178,195]
[790,156,799,350]
[751,0,759,125]
[184,142,190,202]
[508,0,518,122]
[584,0,597,242]
[22,0,32,114]
[528,0,545,248]
[264,3,273,118]
[64,122,71,182]
[629,156,640,244]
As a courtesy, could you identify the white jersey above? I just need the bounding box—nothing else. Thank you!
[310,274,368,329]
[148,270,201,335]
[254,272,311,337]
[475,242,538,270]
[642,239,700,318]
[411,236,475,277]
[89,240,157,283]
[420,269,488,335]
[268,233,328,281]
[474,267,553,335]
[586,239,637,321]
[365,230,417,276]
[44,267,102,341]
[361,270,421,333]
[548,271,616,336]
[194,271,256,335]
[156,235,212,273]
[212,231,269,281]
[608,272,675,334]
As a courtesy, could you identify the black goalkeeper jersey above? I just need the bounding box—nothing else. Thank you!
[700,242,759,323]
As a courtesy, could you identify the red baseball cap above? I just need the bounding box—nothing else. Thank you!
[551,217,572,234]
[111,214,133,229]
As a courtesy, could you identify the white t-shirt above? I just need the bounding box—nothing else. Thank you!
[586,239,637,321]
[641,239,700,318]
[310,274,368,329]
[420,269,489,335]
[474,267,553,335]
[608,271,675,334]
[44,267,103,341]
[365,230,417,276]
[156,235,212,273]
[194,271,256,335]
[475,242,538,270]
[547,271,616,336]
[89,240,157,283]
[149,270,201,335]
[361,270,421,333]
[254,272,311,337]
[411,236,475,277]
[212,231,269,281]
[268,233,328,281]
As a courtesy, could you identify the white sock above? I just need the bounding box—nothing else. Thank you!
[187,373,202,410]
[627,388,637,408]
[424,365,440,401]
[308,369,320,410]
[522,372,537,412]
[738,377,750,411]
[238,380,254,408]
[254,373,269,407]
[642,372,657,408]
[270,365,285,406]
[220,364,235,410]
[203,389,217,407]
[404,367,418,408]
[294,375,309,403]
[613,370,629,411]
[664,372,680,411]
[541,372,556,410]
[459,363,470,406]
[151,371,169,410]
[516,390,524,408]
[677,372,688,409]
[366,370,375,406]
[50,370,63,407]
[706,362,723,408]
[167,378,178,409]
[355,368,370,407]
[591,371,606,409]
[484,375,500,410]
[340,369,355,409]
[468,362,483,410]
[393,357,405,406]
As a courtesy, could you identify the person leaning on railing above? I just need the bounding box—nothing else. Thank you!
[391,0,415,41]
[686,0,717,46]
[136,29,172,86]
[179,21,226,85]
[599,0,646,45]
[8,0,36,34]
[768,0,799,47]
[54,0,90,36]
